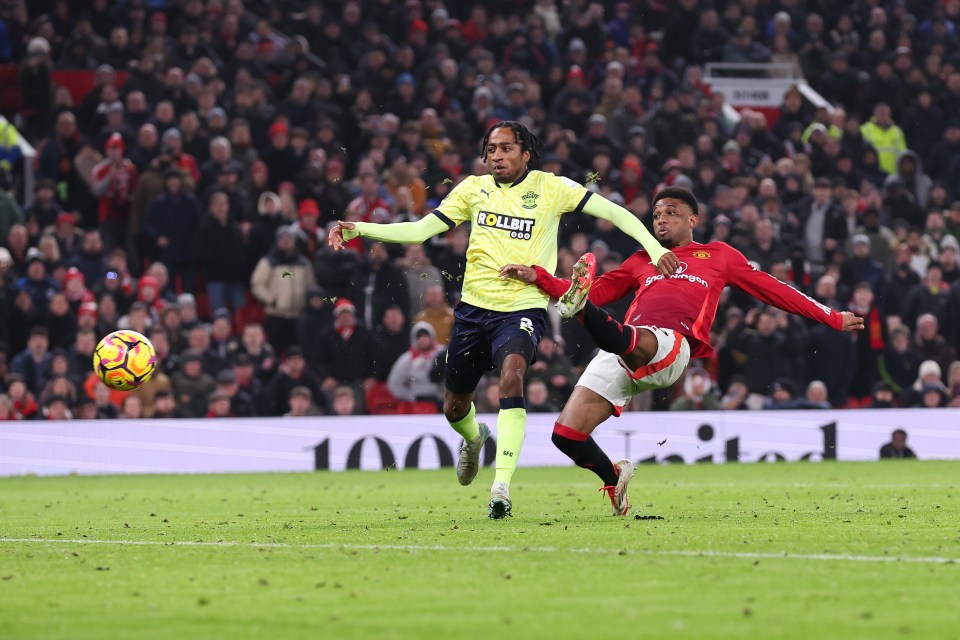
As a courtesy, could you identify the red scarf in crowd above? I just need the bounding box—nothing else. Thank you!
[335,321,354,342]
[866,305,885,351]
[407,344,441,361]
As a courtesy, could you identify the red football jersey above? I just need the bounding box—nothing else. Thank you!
[534,241,844,358]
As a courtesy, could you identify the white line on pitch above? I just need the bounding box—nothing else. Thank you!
[0,538,955,565]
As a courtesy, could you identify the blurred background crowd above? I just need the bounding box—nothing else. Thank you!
[1,0,960,420]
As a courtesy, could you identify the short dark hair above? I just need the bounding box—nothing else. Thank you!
[652,187,699,215]
[892,428,907,438]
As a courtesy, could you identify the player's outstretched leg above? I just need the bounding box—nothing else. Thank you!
[551,385,636,515]
[552,423,633,515]
[555,252,596,318]
[578,301,638,356]
[557,252,647,356]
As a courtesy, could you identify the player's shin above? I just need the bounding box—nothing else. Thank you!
[551,422,619,486]
[492,398,526,486]
[448,402,480,441]
[580,302,637,355]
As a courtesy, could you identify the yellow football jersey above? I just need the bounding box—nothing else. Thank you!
[435,169,591,312]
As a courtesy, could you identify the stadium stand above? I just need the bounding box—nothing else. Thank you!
[2,0,960,419]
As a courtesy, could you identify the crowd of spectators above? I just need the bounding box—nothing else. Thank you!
[2,0,960,421]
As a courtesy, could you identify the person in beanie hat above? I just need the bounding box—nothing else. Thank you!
[312,297,378,396]
[387,321,446,413]
[260,121,299,191]
[91,132,138,251]
[62,267,90,306]
[250,225,316,355]
[294,198,323,258]
[136,274,166,318]
[76,301,98,332]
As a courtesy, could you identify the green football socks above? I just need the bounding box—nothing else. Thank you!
[449,403,480,442]
[493,405,526,486]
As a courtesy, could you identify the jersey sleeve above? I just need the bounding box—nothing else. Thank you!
[588,252,650,306]
[549,173,593,214]
[532,265,571,299]
[724,244,845,330]
[581,196,669,263]
[345,214,451,244]
[435,175,475,225]
[532,251,647,306]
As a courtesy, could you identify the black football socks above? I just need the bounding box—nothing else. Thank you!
[552,422,619,486]
[580,302,635,355]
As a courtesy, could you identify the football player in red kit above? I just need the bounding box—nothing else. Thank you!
[500,187,865,516]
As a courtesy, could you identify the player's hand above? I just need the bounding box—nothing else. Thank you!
[327,221,355,251]
[499,264,536,283]
[656,251,680,276]
[840,311,865,332]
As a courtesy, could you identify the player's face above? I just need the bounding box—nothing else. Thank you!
[485,127,530,184]
[652,197,697,246]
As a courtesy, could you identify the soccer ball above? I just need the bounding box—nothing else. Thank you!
[93,330,158,391]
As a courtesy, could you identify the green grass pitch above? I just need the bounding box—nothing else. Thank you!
[1,461,958,639]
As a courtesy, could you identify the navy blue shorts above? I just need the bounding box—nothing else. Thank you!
[444,302,548,395]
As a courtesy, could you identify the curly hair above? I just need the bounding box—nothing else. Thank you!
[480,120,543,166]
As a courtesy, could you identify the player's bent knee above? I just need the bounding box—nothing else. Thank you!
[443,404,466,422]
[622,327,660,369]
[550,430,564,449]
[497,362,527,398]
[442,392,471,422]
[551,422,590,449]
[498,375,524,398]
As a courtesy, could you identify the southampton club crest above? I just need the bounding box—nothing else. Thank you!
[692,249,711,260]
[520,190,539,209]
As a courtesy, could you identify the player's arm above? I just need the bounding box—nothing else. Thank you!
[580,195,679,276]
[328,213,452,251]
[329,177,474,250]
[500,252,647,306]
[725,246,864,332]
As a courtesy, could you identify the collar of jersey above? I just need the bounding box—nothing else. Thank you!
[493,168,531,189]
